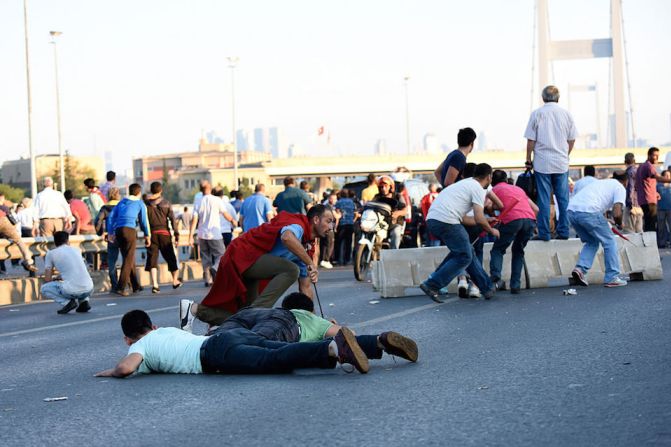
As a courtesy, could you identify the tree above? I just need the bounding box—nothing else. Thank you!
[238,177,253,198]
[161,160,181,203]
[0,183,25,203]
[52,151,96,197]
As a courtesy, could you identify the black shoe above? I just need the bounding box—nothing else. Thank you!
[510,288,520,295]
[21,261,38,273]
[172,282,183,290]
[420,283,445,303]
[151,286,160,294]
[76,300,91,313]
[379,332,418,362]
[132,286,144,293]
[57,299,78,314]
[493,279,507,291]
[334,327,369,374]
[483,289,495,300]
[571,268,589,287]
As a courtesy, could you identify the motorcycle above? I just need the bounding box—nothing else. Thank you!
[354,200,394,281]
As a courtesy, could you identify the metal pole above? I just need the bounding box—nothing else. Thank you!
[23,0,37,198]
[50,31,64,191]
[227,57,239,190]
[404,76,410,154]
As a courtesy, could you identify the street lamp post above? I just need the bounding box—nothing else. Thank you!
[227,56,239,190]
[23,0,37,198]
[404,75,411,154]
[50,31,64,192]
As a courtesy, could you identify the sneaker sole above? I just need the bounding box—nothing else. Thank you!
[179,300,193,330]
[604,282,627,287]
[383,332,418,362]
[571,271,589,287]
[340,327,369,374]
[420,284,445,303]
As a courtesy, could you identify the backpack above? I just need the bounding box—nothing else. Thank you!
[515,167,537,201]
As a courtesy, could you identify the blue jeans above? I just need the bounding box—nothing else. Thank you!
[568,211,621,282]
[107,242,120,291]
[41,282,92,306]
[424,219,493,293]
[535,171,570,240]
[489,218,536,290]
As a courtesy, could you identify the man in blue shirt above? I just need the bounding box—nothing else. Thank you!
[335,189,356,265]
[108,183,151,296]
[239,184,274,232]
[273,177,311,214]
[434,127,476,188]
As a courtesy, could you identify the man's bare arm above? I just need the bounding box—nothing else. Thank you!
[281,231,318,283]
[526,140,535,164]
[528,198,539,215]
[443,166,460,187]
[44,267,53,283]
[567,139,575,155]
[434,160,445,184]
[612,203,624,227]
[473,204,499,238]
[95,353,143,378]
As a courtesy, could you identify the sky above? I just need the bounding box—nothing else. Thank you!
[1,0,670,173]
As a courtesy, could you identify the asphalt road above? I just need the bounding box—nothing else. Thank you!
[1,255,670,447]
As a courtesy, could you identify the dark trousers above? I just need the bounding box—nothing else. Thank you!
[489,218,535,290]
[222,232,233,248]
[210,308,301,342]
[335,224,354,264]
[145,233,178,272]
[200,328,382,374]
[642,203,658,232]
[116,227,139,292]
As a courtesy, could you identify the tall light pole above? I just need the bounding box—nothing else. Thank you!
[403,75,411,154]
[50,31,64,192]
[227,56,239,189]
[23,0,37,198]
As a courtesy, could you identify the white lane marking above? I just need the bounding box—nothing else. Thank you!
[0,306,177,338]
[349,298,458,329]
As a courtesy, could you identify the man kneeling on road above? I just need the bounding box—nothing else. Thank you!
[180,205,333,331]
[420,163,500,302]
[96,309,417,377]
[569,171,629,288]
[41,231,94,314]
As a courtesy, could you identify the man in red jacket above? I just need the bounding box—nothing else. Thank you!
[180,204,335,331]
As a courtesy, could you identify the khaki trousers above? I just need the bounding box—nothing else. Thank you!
[0,216,32,263]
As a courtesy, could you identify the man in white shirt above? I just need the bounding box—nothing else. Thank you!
[573,165,597,196]
[189,182,229,287]
[213,187,238,247]
[419,163,500,302]
[524,85,578,241]
[568,171,628,288]
[32,177,73,237]
[41,231,94,314]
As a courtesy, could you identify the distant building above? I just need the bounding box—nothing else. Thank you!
[375,139,387,155]
[477,132,488,151]
[1,154,104,193]
[423,133,440,154]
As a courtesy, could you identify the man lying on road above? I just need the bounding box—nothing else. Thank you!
[96,309,417,377]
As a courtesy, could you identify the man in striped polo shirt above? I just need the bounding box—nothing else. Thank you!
[524,85,577,241]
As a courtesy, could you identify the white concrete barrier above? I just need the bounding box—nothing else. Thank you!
[373,231,662,297]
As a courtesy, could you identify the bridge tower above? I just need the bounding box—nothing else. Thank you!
[537,0,627,148]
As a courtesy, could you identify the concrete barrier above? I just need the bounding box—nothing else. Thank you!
[372,231,662,297]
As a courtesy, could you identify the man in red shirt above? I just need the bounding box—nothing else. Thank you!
[488,170,539,294]
[64,190,95,235]
[420,184,440,246]
[635,147,671,232]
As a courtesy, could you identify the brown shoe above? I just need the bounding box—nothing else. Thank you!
[21,261,38,273]
[334,327,369,374]
[379,332,419,362]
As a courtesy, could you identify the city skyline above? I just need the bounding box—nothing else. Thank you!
[1,0,670,174]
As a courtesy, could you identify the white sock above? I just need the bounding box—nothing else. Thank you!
[328,340,338,358]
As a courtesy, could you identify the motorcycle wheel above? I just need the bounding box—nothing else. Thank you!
[354,242,371,281]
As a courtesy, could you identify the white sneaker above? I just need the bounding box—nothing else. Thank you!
[320,260,333,269]
[604,277,627,287]
[457,277,469,298]
[179,299,195,333]
[468,283,481,298]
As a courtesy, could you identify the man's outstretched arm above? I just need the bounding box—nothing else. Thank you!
[95,353,143,378]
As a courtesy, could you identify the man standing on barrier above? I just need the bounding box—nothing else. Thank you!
[179,204,333,332]
[419,163,500,302]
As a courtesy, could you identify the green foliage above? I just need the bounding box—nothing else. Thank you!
[161,161,181,203]
[238,177,253,198]
[51,151,97,198]
[0,183,25,203]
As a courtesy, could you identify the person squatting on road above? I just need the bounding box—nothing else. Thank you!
[568,171,629,288]
[488,170,539,294]
[179,204,334,332]
[144,181,182,293]
[419,163,500,302]
[41,231,94,314]
[95,308,417,377]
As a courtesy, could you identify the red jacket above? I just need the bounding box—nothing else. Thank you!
[201,212,314,313]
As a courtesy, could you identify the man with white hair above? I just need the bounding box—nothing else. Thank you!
[32,177,72,237]
[524,85,577,241]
